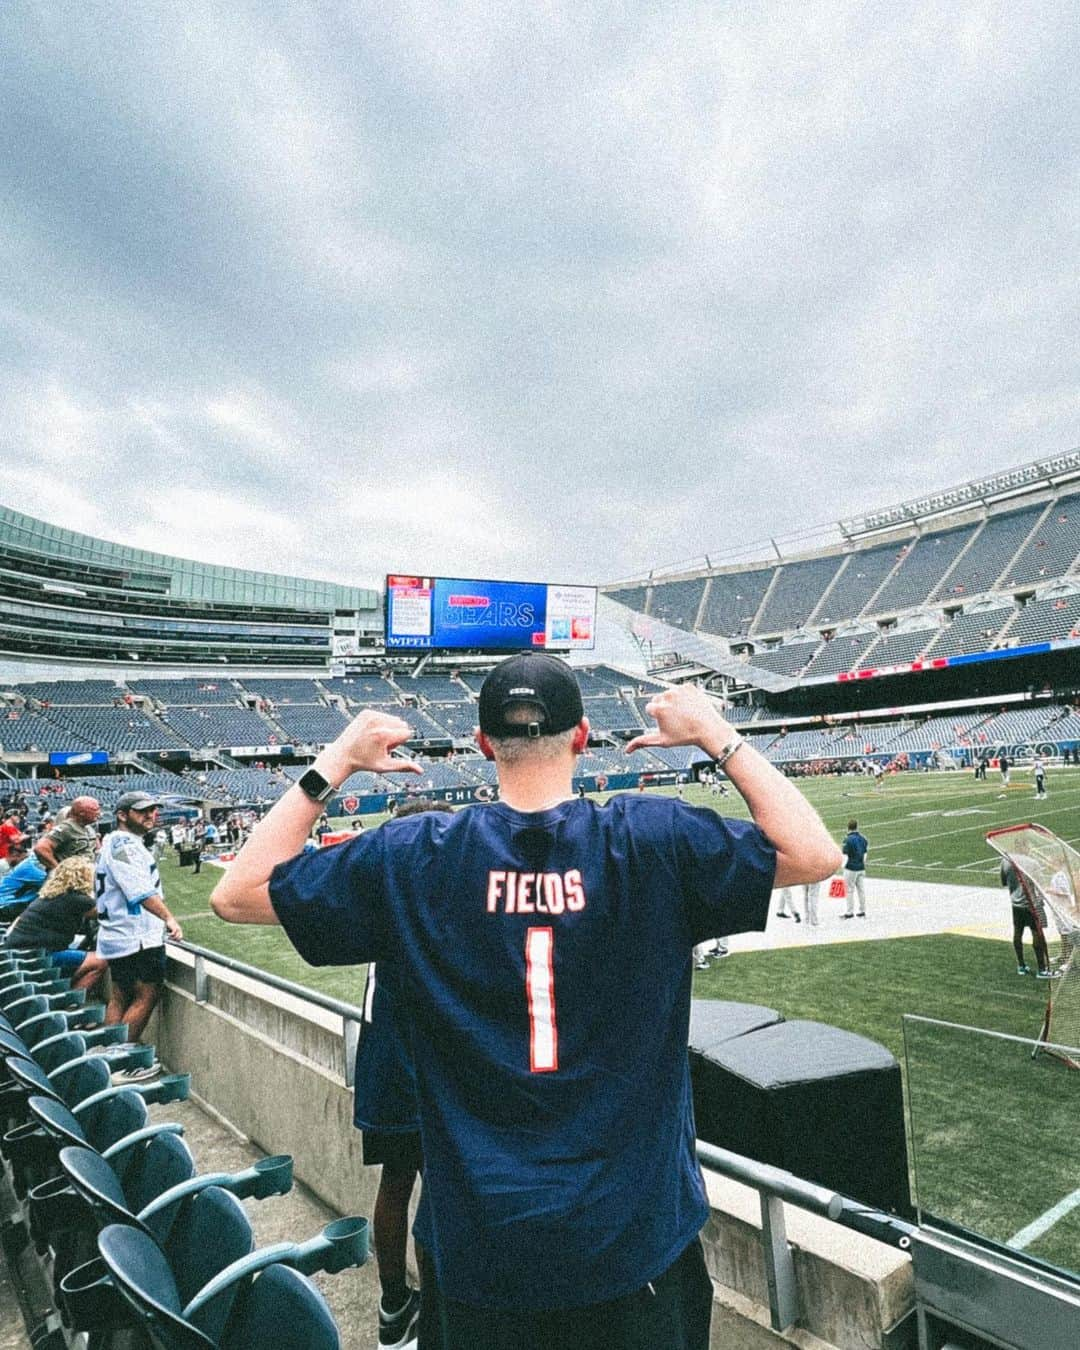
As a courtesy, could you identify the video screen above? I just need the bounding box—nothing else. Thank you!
[385,575,597,652]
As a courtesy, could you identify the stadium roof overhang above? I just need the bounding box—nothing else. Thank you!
[589,595,796,693]
[839,449,1080,538]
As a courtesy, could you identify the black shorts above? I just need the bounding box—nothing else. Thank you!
[108,945,167,991]
[363,1128,423,1173]
[417,1236,712,1350]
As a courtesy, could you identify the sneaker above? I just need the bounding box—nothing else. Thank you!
[857,912,866,918]
[694,959,709,970]
[1037,969,1063,980]
[793,913,801,923]
[841,914,854,920]
[713,946,729,959]
[1017,965,1031,975]
[776,913,790,919]
[379,1288,420,1350]
[111,1060,162,1086]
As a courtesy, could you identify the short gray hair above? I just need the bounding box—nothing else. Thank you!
[486,702,578,766]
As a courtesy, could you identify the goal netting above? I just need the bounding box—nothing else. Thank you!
[986,823,1080,1069]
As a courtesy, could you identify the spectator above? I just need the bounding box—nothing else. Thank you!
[33,796,101,871]
[357,799,453,1350]
[2,856,107,994]
[1001,859,1057,978]
[0,846,46,914]
[211,657,839,1349]
[95,792,183,1082]
[841,818,869,918]
[0,809,25,863]
[0,836,29,879]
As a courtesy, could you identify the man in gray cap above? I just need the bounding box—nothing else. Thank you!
[95,791,183,1083]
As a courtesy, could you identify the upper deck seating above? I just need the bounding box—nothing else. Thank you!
[753,556,843,635]
[648,577,707,631]
[9,681,120,706]
[0,710,94,753]
[606,585,649,616]
[698,568,774,638]
[392,674,471,702]
[162,707,280,749]
[582,697,643,733]
[128,679,240,706]
[368,704,449,741]
[859,626,939,667]
[1005,592,1080,646]
[814,542,907,625]
[800,631,879,678]
[269,706,352,745]
[422,703,479,738]
[923,608,1013,658]
[572,668,623,696]
[1002,492,1080,586]
[239,679,324,704]
[745,642,821,678]
[198,768,292,803]
[868,524,979,616]
[931,504,1046,600]
[325,676,398,704]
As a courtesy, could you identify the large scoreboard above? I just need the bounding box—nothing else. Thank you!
[385,575,597,652]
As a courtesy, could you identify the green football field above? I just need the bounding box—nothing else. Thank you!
[169,764,1080,1274]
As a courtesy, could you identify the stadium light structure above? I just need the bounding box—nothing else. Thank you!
[840,450,1080,538]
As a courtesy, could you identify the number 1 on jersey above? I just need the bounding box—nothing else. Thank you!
[525,926,558,1072]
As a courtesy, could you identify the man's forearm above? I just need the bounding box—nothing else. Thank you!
[211,745,352,924]
[702,733,842,885]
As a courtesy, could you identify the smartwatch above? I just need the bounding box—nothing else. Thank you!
[297,767,335,803]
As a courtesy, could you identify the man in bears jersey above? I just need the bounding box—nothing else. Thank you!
[213,655,840,1349]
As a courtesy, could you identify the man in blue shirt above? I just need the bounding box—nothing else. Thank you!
[212,655,841,1349]
[841,818,870,918]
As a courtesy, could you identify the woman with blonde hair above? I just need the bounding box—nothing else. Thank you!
[2,855,107,993]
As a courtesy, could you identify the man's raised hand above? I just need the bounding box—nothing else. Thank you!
[322,709,425,780]
[625,685,733,755]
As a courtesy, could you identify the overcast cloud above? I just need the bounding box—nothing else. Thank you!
[1,2,1077,591]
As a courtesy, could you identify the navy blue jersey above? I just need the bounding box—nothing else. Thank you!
[842,831,869,871]
[270,794,774,1311]
[353,960,419,1133]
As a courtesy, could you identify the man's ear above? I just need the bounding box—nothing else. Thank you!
[571,718,590,755]
[475,729,496,762]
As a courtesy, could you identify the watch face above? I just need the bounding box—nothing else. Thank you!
[299,769,332,801]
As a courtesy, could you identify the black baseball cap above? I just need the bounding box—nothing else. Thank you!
[478,653,584,739]
[115,791,161,814]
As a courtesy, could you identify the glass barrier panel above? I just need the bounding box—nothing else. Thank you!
[902,1014,1080,1278]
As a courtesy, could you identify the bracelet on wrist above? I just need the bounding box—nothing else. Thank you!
[714,734,745,771]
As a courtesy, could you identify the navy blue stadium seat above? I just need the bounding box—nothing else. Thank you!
[96,1212,364,1350]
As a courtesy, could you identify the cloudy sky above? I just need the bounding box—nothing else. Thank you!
[1,3,1077,592]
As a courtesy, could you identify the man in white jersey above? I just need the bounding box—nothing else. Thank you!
[95,791,183,1083]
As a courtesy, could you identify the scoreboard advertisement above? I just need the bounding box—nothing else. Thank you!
[385,575,597,652]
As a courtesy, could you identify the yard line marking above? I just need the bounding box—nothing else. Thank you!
[1009,1187,1080,1250]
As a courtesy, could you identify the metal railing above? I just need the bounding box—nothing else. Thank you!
[695,1141,915,1333]
[172,939,365,1087]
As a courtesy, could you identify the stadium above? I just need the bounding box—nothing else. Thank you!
[2,450,1080,1348]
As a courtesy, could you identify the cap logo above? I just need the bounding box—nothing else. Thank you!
[508,686,536,696]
